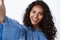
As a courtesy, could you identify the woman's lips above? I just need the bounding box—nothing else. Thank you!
[31,17,38,22]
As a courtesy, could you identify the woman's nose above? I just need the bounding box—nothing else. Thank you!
[34,13,38,18]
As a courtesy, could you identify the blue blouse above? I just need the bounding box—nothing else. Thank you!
[0,24,3,40]
[19,26,48,40]
[27,28,48,40]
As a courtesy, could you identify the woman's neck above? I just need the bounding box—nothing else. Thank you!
[33,25,42,31]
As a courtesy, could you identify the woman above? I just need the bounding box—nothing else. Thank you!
[23,0,57,40]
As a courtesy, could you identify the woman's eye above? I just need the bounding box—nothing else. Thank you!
[32,11,36,13]
[39,12,44,15]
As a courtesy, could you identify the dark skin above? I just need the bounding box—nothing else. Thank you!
[0,0,6,23]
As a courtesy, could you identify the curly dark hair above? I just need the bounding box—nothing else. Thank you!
[23,0,57,40]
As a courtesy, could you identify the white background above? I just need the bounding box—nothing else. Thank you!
[4,0,60,40]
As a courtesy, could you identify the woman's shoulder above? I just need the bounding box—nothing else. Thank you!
[19,25,28,32]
